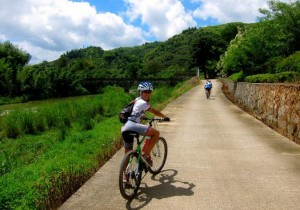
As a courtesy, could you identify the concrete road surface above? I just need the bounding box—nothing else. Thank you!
[60,80,300,210]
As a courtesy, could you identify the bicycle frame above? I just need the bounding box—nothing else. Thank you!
[119,117,168,200]
[128,135,146,166]
[125,118,161,173]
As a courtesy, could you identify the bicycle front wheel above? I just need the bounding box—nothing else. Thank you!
[119,151,140,200]
[148,137,168,175]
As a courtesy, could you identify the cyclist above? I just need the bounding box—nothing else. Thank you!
[204,79,212,98]
[121,81,170,166]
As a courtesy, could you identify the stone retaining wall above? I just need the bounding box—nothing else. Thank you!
[221,79,300,144]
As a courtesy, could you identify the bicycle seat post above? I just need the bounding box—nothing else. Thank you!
[135,135,141,146]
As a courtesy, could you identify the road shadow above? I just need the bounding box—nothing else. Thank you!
[207,96,216,100]
[203,93,216,100]
[125,169,195,210]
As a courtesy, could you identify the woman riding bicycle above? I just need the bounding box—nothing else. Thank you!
[121,82,170,166]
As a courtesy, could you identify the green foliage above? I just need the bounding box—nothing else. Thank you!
[191,23,243,78]
[275,51,300,73]
[259,0,300,53]
[0,79,199,209]
[218,1,300,77]
[63,46,104,60]
[0,23,242,100]
[3,110,23,138]
[156,64,185,79]
[2,1,299,102]
[0,86,130,139]
[244,71,300,83]
[228,71,245,82]
[13,95,29,104]
[0,41,31,96]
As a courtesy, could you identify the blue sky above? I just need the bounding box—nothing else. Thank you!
[0,0,290,64]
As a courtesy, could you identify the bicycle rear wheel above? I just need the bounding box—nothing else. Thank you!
[119,151,140,200]
[148,137,168,175]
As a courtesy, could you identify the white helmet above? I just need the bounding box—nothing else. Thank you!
[137,81,153,92]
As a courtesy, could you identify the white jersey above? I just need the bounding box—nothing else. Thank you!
[128,97,151,123]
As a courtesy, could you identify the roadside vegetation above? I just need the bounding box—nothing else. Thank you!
[228,71,300,83]
[1,0,300,209]
[0,78,199,209]
[217,1,300,82]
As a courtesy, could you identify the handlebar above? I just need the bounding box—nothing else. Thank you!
[142,117,170,126]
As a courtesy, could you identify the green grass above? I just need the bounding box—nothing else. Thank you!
[0,78,200,209]
[0,117,122,209]
[228,71,245,82]
[244,71,300,83]
[0,86,132,139]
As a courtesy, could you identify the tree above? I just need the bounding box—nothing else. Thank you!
[218,1,300,76]
[0,41,31,96]
[191,30,224,78]
[259,0,300,54]
[141,60,163,78]
[126,62,141,79]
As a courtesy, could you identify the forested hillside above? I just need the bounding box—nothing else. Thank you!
[0,22,244,101]
[0,1,300,208]
[0,0,299,102]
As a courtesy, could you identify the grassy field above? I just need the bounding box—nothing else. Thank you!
[0,78,200,209]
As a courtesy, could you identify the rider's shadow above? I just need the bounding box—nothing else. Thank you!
[206,93,216,100]
[126,169,195,209]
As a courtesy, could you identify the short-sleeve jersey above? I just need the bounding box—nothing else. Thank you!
[128,97,151,123]
[205,82,212,89]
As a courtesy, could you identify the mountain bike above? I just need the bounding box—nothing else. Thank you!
[119,117,168,200]
[205,88,211,99]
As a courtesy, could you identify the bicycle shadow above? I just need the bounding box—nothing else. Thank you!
[208,95,216,100]
[125,169,195,210]
[205,93,216,100]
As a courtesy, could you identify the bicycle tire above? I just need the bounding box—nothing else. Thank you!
[119,151,141,200]
[148,137,168,175]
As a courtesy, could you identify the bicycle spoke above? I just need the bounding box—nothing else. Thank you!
[149,137,167,175]
[119,151,140,200]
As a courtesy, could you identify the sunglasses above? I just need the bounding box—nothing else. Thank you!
[142,90,152,94]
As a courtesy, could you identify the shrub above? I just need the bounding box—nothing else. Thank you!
[275,51,300,73]
[3,110,22,138]
[228,71,245,82]
[245,71,300,83]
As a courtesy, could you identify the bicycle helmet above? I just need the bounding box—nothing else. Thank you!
[137,81,153,92]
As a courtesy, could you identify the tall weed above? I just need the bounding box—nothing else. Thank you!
[0,80,199,209]
[3,110,22,138]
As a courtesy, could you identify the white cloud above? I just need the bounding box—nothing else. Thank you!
[192,0,269,23]
[0,0,145,63]
[125,0,197,40]
[16,41,64,64]
[191,0,294,24]
[0,0,294,64]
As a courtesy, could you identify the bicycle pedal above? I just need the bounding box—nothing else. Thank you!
[124,182,133,189]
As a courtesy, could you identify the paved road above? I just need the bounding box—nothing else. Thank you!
[60,80,300,210]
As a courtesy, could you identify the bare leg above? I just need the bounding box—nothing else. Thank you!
[145,127,160,156]
[125,148,132,154]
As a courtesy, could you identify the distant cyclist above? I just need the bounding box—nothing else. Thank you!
[121,81,170,166]
[204,79,212,99]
